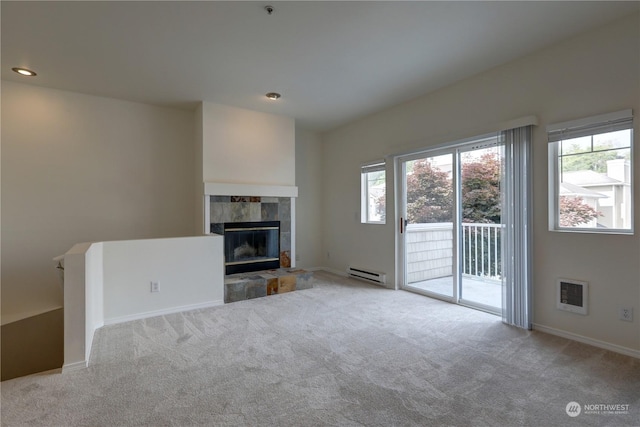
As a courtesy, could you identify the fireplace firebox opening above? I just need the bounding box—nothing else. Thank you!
[224,221,280,275]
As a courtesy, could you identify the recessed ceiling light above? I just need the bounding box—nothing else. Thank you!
[266,92,281,100]
[12,67,37,77]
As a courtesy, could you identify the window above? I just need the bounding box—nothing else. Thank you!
[361,161,386,223]
[548,110,633,233]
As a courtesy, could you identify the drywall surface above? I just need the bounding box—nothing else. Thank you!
[195,103,205,234]
[62,242,94,370]
[200,101,295,186]
[1,82,196,321]
[85,242,104,361]
[102,236,224,323]
[1,308,63,381]
[61,236,222,369]
[321,13,640,351]
[295,127,324,268]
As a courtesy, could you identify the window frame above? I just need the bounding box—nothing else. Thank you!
[361,161,386,224]
[547,110,634,235]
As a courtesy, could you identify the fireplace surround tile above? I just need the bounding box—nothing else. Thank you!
[278,198,291,219]
[278,275,296,293]
[249,203,261,221]
[245,277,267,299]
[280,250,291,268]
[211,196,230,203]
[261,203,278,221]
[223,269,313,303]
[210,202,231,223]
[211,194,294,274]
[211,197,290,225]
[266,277,278,295]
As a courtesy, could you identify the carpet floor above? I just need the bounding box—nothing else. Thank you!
[1,271,639,426]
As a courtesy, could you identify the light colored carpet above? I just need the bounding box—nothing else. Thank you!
[2,271,639,426]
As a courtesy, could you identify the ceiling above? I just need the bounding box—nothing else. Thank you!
[2,1,638,132]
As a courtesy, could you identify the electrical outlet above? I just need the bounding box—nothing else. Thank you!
[620,307,633,322]
[150,281,160,293]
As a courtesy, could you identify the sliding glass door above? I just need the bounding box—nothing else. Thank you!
[398,138,503,314]
[402,151,457,300]
[458,144,503,312]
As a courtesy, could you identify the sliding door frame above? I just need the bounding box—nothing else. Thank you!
[394,133,501,310]
[396,146,460,303]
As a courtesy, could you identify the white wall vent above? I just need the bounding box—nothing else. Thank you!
[557,278,588,315]
[348,266,386,285]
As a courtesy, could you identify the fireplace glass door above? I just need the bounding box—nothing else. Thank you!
[224,221,280,274]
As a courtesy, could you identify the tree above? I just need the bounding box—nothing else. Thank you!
[562,145,619,173]
[406,159,453,223]
[405,151,601,226]
[461,153,501,223]
[405,153,501,224]
[559,196,601,227]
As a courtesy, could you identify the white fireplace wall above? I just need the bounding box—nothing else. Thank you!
[196,101,296,238]
[199,101,295,186]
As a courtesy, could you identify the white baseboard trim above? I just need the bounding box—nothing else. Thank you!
[62,360,87,373]
[533,323,640,359]
[309,267,395,289]
[308,266,348,277]
[103,300,224,326]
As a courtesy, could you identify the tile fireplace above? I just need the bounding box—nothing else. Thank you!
[209,194,293,273]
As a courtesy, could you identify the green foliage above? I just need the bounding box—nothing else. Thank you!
[561,142,628,173]
[562,146,619,173]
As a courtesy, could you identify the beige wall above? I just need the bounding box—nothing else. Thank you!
[200,101,295,186]
[1,82,196,321]
[321,13,640,352]
[1,308,63,381]
[295,127,324,268]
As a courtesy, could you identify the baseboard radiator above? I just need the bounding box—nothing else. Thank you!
[347,266,386,285]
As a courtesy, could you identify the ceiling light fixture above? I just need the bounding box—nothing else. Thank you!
[12,67,37,77]
[266,92,281,100]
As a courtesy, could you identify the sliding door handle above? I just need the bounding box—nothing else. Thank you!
[400,218,409,233]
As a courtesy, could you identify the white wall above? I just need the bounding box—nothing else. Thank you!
[195,103,205,234]
[62,242,93,370]
[295,128,324,268]
[85,242,103,362]
[321,13,640,352]
[102,236,224,324]
[201,102,295,186]
[1,82,196,321]
[62,236,223,370]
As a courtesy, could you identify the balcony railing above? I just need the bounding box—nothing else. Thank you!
[406,223,502,284]
[461,223,501,280]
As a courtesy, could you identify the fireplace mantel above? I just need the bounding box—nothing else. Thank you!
[204,182,298,198]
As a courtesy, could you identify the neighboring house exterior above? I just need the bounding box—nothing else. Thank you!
[562,159,632,229]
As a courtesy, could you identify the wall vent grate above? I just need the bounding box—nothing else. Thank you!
[557,278,588,315]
